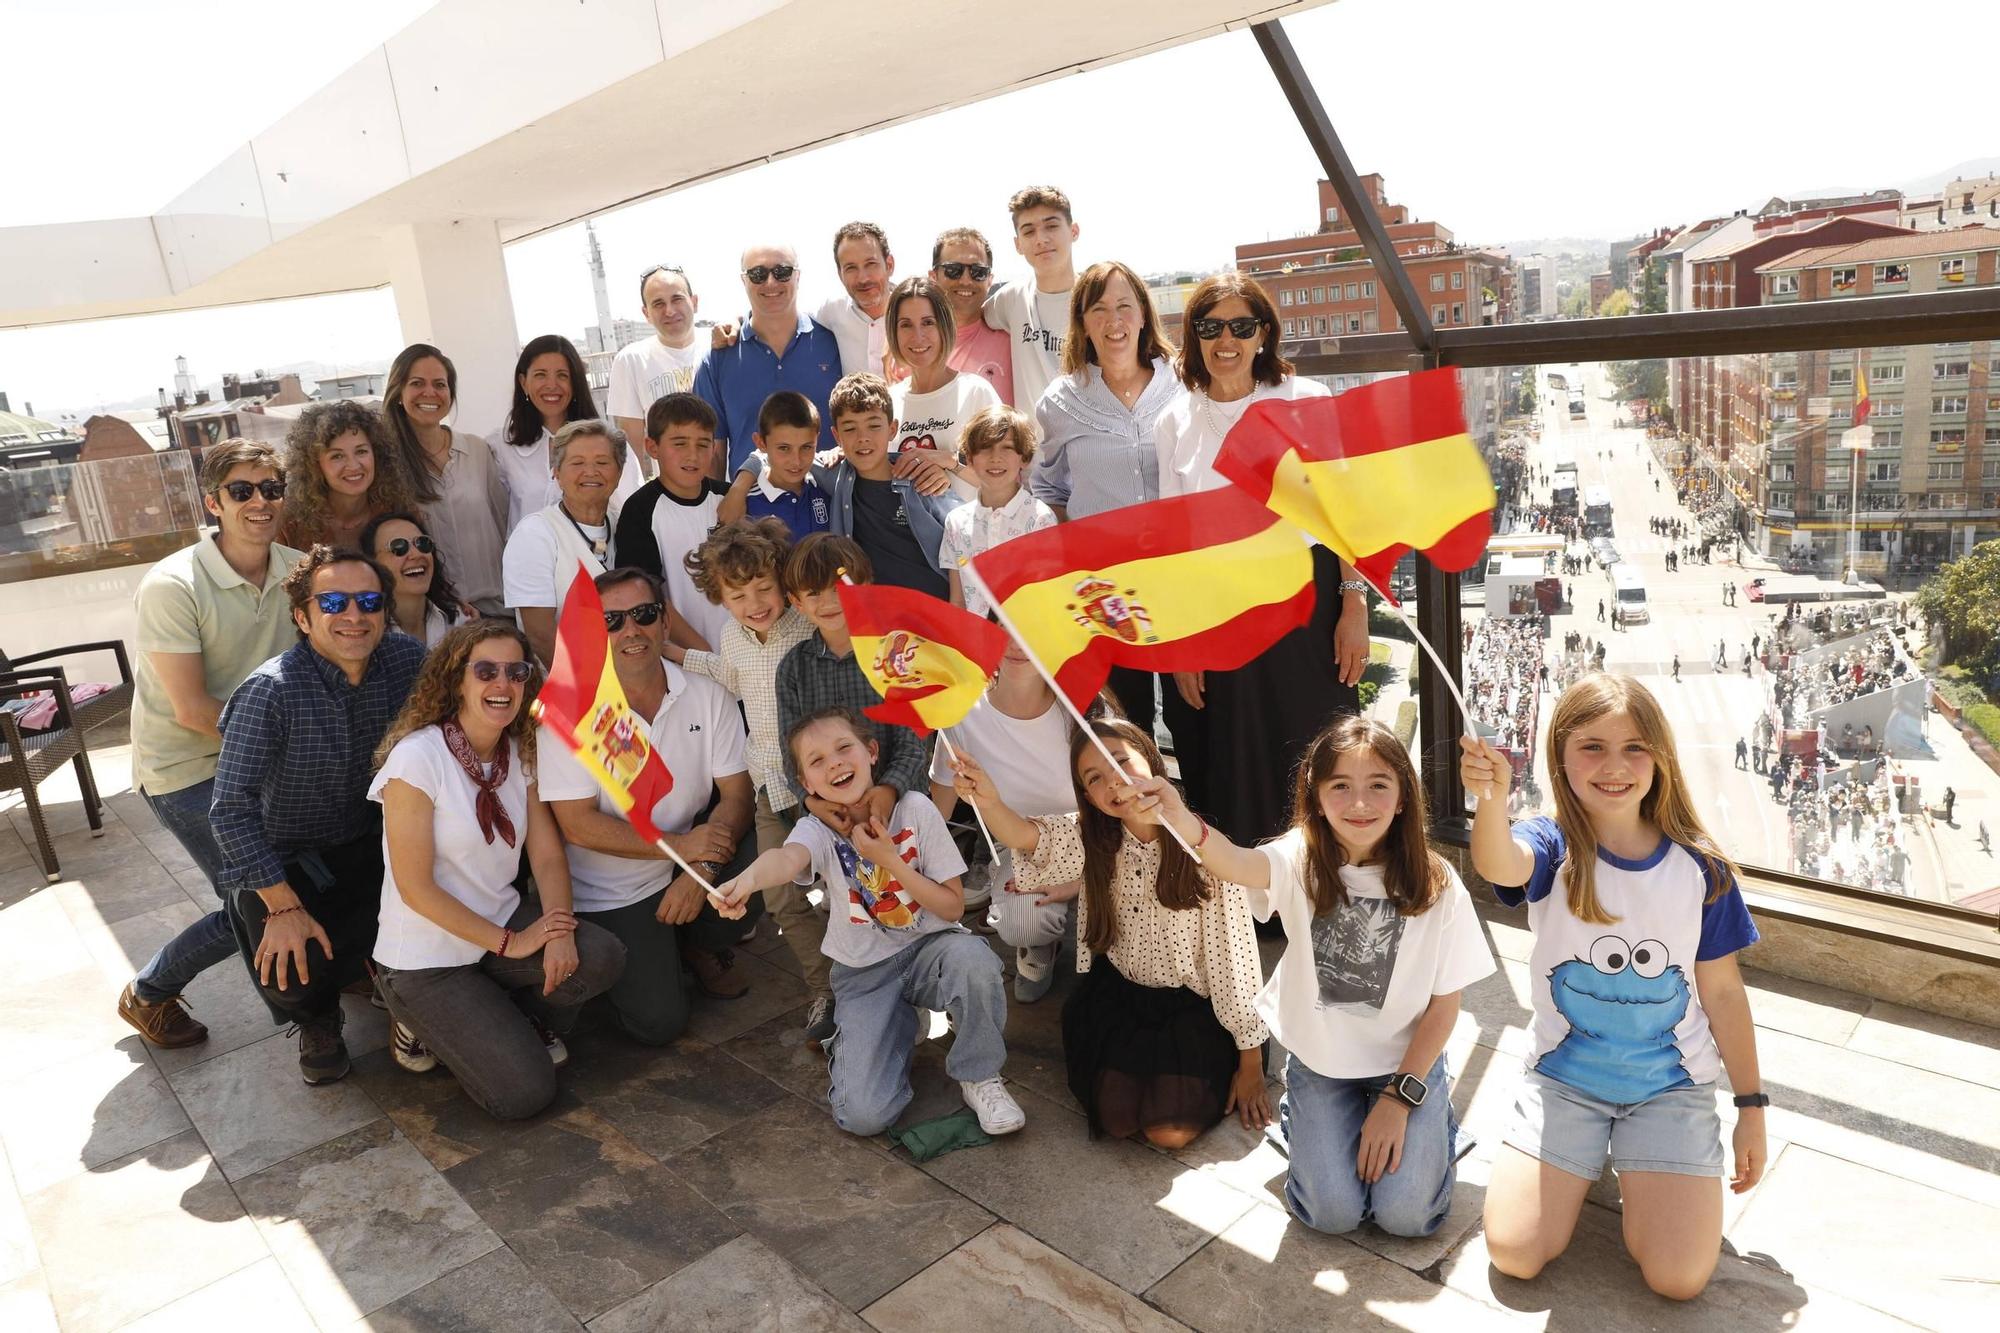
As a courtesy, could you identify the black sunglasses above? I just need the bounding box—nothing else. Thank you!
[313,590,385,616]
[639,263,686,285]
[603,601,664,632]
[219,479,286,503]
[742,264,797,285]
[469,660,533,684]
[1192,316,1264,340]
[384,536,435,557]
[936,262,991,281]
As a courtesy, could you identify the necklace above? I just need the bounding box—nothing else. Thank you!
[1198,384,1255,440]
[558,502,608,561]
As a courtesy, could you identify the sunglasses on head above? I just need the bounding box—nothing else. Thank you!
[639,263,686,285]
[384,536,435,558]
[936,262,991,281]
[603,602,664,632]
[219,479,286,503]
[1192,316,1263,341]
[313,590,385,616]
[742,264,796,285]
[469,659,534,684]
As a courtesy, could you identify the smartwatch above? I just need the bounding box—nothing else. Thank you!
[1732,1092,1771,1109]
[1381,1072,1428,1109]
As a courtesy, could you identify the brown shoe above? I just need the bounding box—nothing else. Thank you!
[686,947,750,1000]
[118,981,208,1048]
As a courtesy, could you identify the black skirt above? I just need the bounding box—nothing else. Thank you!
[1062,960,1238,1138]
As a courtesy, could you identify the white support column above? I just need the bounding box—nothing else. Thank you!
[383,219,519,440]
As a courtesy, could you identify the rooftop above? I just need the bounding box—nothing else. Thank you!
[3,732,1995,1330]
[1756,227,2000,272]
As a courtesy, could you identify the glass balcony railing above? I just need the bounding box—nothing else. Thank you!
[0,450,206,582]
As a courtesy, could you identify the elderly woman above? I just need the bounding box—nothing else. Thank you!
[488,335,644,535]
[277,401,417,551]
[381,344,512,616]
[1153,272,1367,840]
[501,419,629,666]
[1030,259,1182,732]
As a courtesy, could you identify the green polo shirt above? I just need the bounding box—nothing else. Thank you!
[130,536,305,795]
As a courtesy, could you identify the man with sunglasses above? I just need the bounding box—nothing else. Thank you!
[609,265,707,458]
[538,567,761,1038]
[209,546,426,1084]
[118,441,308,1049]
[932,228,1015,407]
[693,243,841,474]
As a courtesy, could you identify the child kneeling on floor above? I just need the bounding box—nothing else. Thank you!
[712,706,1023,1137]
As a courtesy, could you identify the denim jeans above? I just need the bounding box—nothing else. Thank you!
[825,930,1008,1136]
[131,780,239,1004]
[1280,1053,1458,1238]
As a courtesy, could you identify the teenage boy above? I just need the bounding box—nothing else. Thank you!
[610,265,707,452]
[211,546,425,1084]
[695,243,841,473]
[744,391,831,542]
[118,441,306,1048]
[816,222,899,380]
[672,519,831,1042]
[540,567,762,1038]
[613,393,732,654]
[985,185,1081,411]
[932,228,1014,405]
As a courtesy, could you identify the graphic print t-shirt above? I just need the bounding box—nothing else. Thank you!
[851,477,948,598]
[1494,816,1757,1105]
[1251,830,1494,1079]
[788,792,968,968]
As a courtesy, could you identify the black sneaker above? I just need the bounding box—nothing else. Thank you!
[803,993,836,1045]
[297,1008,350,1085]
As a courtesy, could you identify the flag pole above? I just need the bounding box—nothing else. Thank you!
[1352,570,1497,801]
[962,561,1201,858]
[651,837,718,896]
[937,729,1003,867]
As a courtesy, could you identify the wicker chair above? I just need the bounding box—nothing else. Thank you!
[0,640,133,738]
[0,656,119,882]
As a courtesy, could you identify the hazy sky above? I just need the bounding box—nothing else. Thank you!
[3,0,1991,416]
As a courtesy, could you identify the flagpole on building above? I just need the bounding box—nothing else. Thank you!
[937,729,1003,868]
[963,561,1202,859]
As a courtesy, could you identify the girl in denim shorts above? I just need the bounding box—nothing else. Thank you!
[1461,673,1768,1301]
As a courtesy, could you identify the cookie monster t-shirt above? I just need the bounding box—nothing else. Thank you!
[1492,816,1757,1105]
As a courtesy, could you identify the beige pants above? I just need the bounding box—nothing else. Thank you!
[756,788,830,996]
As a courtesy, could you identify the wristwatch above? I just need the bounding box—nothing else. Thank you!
[1380,1072,1428,1109]
[1337,579,1371,596]
[693,860,724,880]
[1732,1091,1771,1109]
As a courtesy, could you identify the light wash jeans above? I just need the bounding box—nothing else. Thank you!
[826,930,1008,1136]
[1279,1053,1458,1238]
[131,780,239,1004]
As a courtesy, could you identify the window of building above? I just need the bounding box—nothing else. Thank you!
[1934,395,1969,414]
[1316,317,1329,336]
[1312,286,1325,303]
[1867,460,1900,482]
[1831,266,1857,291]
[1983,457,2000,480]
[1282,318,1296,338]
[1875,363,1904,383]
[1815,492,1850,511]
[1281,289,1294,307]
[1773,369,1799,389]
[1361,281,1375,298]
[1347,314,1362,333]
[1427,274,1443,292]
[1934,360,1970,379]
[1451,303,1464,324]
[1875,263,1909,284]
[1361,310,1378,333]
[1451,271,1464,289]
[1769,462,1796,481]
[1768,489,1794,510]
[1931,428,1968,447]
[1829,367,1853,386]
[1928,462,1964,481]
[1876,428,1902,448]
[1940,257,1967,280]
[1432,304,1446,324]
[1344,283,1358,300]
[1771,273,1800,295]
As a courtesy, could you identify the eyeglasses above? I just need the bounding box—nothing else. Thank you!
[218,479,286,503]
[602,601,664,632]
[936,262,991,281]
[468,659,534,684]
[1192,316,1264,341]
[384,536,435,557]
[742,264,797,285]
[313,590,385,616]
[639,263,686,285]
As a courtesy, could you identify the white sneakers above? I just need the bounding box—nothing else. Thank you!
[1013,944,1058,1003]
[960,1077,1026,1135]
[391,1021,436,1074]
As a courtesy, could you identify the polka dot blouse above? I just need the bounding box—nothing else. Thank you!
[1019,813,1269,1049]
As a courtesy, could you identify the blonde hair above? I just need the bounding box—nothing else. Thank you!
[1545,673,1738,925]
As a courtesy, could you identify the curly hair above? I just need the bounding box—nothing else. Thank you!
[374,621,542,773]
[686,518,792,604]
[280,401,416,548]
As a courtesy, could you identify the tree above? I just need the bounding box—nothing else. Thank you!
[1916,539,2000,666]
[1610,358,1667,403]
[1640,257,1667,314]
[1598,288,1635,318]
[1560,288,1591,318]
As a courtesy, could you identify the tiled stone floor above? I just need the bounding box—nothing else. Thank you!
[3,741,1997,1330]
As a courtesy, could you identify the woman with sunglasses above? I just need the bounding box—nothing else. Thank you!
[369,622,626,1117]
[1152,272,1365,844]
[487,334,643,536]
[887,275,1000,499]
[382,344,511,617]
[363,511,466,648]
[278,401,418,551]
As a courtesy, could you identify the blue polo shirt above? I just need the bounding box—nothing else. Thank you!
[694,312,841,473]
[746,474,832,542]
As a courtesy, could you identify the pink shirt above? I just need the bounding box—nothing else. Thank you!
[949,321,1016,407]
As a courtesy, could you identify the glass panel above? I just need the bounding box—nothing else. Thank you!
[0,451,205,581]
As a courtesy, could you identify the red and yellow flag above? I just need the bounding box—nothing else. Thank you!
[530,565,675,842]
[969,487,1314,714]
[840,582,1010,736]
[1215,368,1494,598]
[1853,364,1871,426]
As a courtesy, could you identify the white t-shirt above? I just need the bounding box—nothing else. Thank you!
[892,372,1002,462]
[1155,376,1331,499]
[501,508,610,616]
[788,791,967,968]
[536,662,749,912]
[369,727,527,970]
[985,282,1071,414]
[935,487,1059,614]
[485,427,646,536]
[609,337,707,422]
[644,483,732,652]
[929,693,1074,820]
[1252,830,1494,1079]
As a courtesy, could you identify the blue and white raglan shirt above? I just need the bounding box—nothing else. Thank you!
[1493,816,1757,1105]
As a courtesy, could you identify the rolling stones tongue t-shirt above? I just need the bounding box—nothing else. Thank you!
[892,372,1003,489]
[1493,816,1758,1105]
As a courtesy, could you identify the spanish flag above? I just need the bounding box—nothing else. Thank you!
[840,582,1010,736]
[1853,364,1870,426]
[969,487,1315,714]
[530,564,676,842]
[1215,368,1494,597]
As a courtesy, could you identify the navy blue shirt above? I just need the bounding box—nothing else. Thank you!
[693,313,842,473]
[746,476,832,542]
[211,635,425,894]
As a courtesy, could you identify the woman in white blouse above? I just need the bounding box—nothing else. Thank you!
[1153,273,1369,846]
[951,716,1270,1148]
[370,623,625,1120]
[486,335,643,535]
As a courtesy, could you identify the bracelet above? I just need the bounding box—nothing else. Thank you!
[1193,814,1211,849]
[1337,579,1370,596]
[265,904,303,919]
[495,927,513,958]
